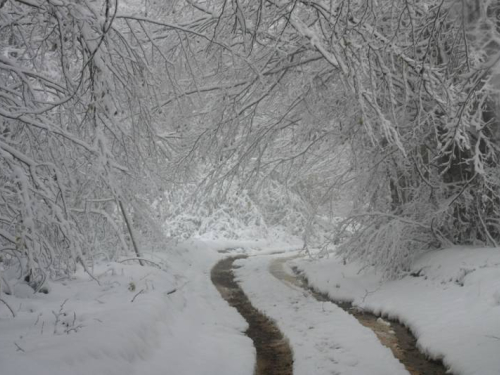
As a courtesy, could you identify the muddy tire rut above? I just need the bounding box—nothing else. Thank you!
[270,257,449,375]
[211,256,294,375]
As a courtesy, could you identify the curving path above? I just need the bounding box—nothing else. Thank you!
[213,254,450,375]
[211,256,293,375]
[270,256,448,375]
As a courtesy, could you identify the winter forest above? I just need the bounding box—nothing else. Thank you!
[0,1,499,375]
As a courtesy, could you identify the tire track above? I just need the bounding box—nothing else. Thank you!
[211,256,294,375]
[269,256,448,375]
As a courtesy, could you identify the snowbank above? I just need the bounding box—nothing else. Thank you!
[294,247,500,375]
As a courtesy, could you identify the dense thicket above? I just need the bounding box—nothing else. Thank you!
[164,0,500,275]
[0,0,173,288]
[1,0,499,286]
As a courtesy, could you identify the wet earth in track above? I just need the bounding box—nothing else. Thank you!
[211,256,293,375]
[271,257,448,375]
[212,255,450,375]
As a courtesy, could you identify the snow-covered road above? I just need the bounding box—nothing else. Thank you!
[3,242,497,375]
[233,253,409,375]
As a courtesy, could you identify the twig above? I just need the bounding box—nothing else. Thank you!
[131,289,145,303]
[118,258,162,269]
[486,335,500,341]
[476,204,498,247]
[361,287,380,303]
[78,258,101,286]
[430,217,453,247]
[118,200,144,266]
[52,299,68,334]
[14,342,25,352]
[447,173,477,208]
[0,297,16,317]
[65,325,83,334]
[166,280,190,297]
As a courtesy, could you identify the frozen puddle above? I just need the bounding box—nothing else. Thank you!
[271,257,449,375]
[211,256,293,375]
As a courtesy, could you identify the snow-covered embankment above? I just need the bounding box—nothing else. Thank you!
[293,247,500,375]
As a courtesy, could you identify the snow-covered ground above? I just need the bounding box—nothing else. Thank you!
[293,247,500,375]
[2,237,498,375]
[233,253,409,375]
[0,240,255,375]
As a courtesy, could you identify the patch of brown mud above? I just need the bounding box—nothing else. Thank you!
[270,257,448,375]
[211,256,294,375]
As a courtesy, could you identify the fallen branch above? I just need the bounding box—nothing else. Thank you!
[165,280,190,298]
[131,289,145,303]
[118,200,144,266]
[0,298,16,317]
[118,258,163,269]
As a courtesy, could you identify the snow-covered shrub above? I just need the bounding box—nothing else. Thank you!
[0,0,171,281]
[253,179,308,238]
[169,0,500,278]
[164,185,269,241]
[337,216,436,279]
